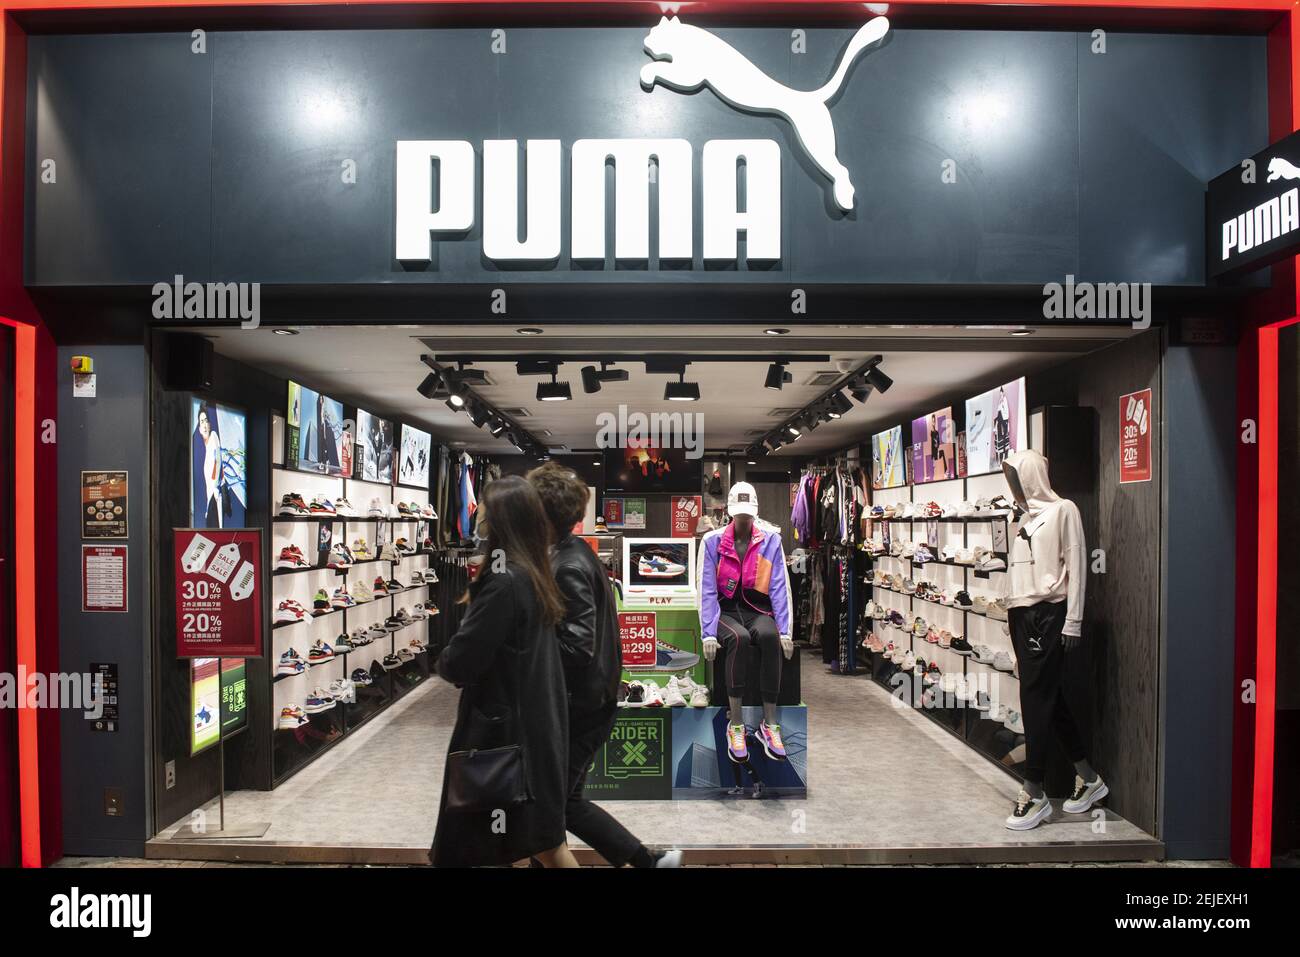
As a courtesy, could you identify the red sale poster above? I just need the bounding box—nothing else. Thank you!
[1119,388,1153,484]
[671,496,702,537]
[173,528,264,658]
[619,612,657,669]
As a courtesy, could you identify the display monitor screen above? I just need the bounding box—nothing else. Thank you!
[190,399,247,528]
[604,444,702,494]
[910,407,957,484]
[870,425,905,490]
[355,409,395,484]
[291,382,349,477]
[623,537,696,591]
[964,377,1027,476]
[397,424,432,489]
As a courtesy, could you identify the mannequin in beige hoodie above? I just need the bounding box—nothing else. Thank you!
[1000,450,1107,830]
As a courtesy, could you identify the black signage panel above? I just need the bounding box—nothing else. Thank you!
[1208,128,1300,281]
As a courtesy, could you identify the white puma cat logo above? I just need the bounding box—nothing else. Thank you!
[1266,156,1300,183]
[640,16,890,211]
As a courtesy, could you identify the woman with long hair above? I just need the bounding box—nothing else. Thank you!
[430,476,577,868]
[194,404,223,527]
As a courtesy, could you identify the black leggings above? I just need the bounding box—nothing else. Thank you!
[1008,600,1087,783]
[717,606,782,704]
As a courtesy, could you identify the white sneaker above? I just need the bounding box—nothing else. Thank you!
[367,498,385,517]
[1062,775,1109,814]
[992,650,1016,673]
[642,680,665,707]
[1005,710,1025,734]
[662,677,688,707]
[1005,790,1052,830]
[689,684,710,707]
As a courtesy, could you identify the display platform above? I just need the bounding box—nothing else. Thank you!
[583,705,808,800]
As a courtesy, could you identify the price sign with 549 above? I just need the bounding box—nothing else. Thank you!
[620,612,657,668]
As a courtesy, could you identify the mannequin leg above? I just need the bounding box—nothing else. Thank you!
[748,613,783,726]
[716,614,749,726]
[1008,603,1064,797]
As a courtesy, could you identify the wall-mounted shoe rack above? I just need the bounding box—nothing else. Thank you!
[267,415,444,786]
[862,473,1026,780]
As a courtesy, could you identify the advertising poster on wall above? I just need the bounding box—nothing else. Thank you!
[910,407,957,483]
[624,498,647,530]
[191,657,221,755]
[355,409,395,484]
[220,657,248,738]
[870,426,905,489]
[296,384,347,477]
[397,424,432,489]
[190,399,247,528]
[1119,388,1153,483]
[964,378,1027,476]
[81,470,129,538]
[671,496,702,537]
[604,497,625,528]
[286,380,301,465]
[173,528,264,658]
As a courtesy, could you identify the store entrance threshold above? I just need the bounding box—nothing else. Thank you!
[147,650,1162,866]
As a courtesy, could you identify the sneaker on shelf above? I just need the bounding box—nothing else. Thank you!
[395,537,415,555]
[349,629,370,647]
[988,702,1010,723]
[311,589,332,614]
[921,501,943,518]
[978,554,1007,572]
[386,577,406,593]
[351,668,374,687]
[397,501,413,517]
[950,634,973,655]
[372,576,389,597]
[394,608,413,626]
[330,585,356,609]
[1005,710,1025,734]
[901,578,917,594]
[381,654,401,671]
[409,570,424,585]
[304,688,335,713]
[689,683,710,708]
[973,644,997,664]
[278,493,311,516]
[940,544,961,562]
[278,705,310,729]
[333,632,354,652]
[327,679,355,704]
[911,616,928,637]
[334,497,358,517]
[901,541,917,558]
[387,503,401,519]
[924,662,941,686]
[1062,776,1109,814]
[367,498,386,518]
[424,567,439,583]
[309,495,337,515]
[276,648,308,676]
[955,548,975,565]
[889,541,904,557]
[396,648,415,664]
[988,599,1010,621]
[412,603,430,620]
[327,543,355,569]
[925,627,941,645]
[955,589,974,608]
[351,538,373,560]
[957,500,977,517]
[900,650,917,672]
[726,723,748,762]
[384,615,403,632]
[351,579,374,603]
[757,721,787,759]
[275,545,309,570]
[989,494,1016,512]
[937,629,952,649]
[379,543,400,562]
[972,595,991,614]
[1005,789,1051,831]
[641,680,665,707]
[308,639,335,664]
[364,623,388,641]
[623,680,646,707]
[425,601,441,617]
[662,677,688,707]
[882,641,896,661]
[274,599,308,624]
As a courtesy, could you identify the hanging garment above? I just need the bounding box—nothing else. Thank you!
[457,452,478,541]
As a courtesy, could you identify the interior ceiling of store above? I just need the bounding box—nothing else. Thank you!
[202,323,1133,458]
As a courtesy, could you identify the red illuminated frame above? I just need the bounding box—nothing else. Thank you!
[0,0,1291,868]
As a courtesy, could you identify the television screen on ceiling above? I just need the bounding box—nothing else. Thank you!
[604,444,702,494]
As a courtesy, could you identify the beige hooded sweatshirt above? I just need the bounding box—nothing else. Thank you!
[1002,449,1087,637]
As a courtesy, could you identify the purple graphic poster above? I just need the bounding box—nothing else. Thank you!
[910,407,956,484]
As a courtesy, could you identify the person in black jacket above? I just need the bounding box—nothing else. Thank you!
[528,463,682,869]
[430,476,578,868]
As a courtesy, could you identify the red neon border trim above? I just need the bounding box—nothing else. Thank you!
[0,0,1290,867]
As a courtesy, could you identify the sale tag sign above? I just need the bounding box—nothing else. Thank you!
[1119,388,1153,484]
[619,611,657,669]
[671,496,702,537]
[174,528,264,658]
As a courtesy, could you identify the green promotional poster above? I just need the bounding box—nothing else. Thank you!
[623,497,647,529]
[220,658,247,737]
[584,711,671,799]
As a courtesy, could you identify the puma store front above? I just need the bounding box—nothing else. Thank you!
[1,0,1296,870]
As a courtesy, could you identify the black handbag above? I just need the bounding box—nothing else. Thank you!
[443,648,530,812]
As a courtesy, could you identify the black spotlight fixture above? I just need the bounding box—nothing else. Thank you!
[445,379,469,409]
[664,370,700,401]
[467,403,489,428]
[784,422,802,438]
[764,362,793,391]
[488,418,506,436]
[802,413,819,432]
[864,365,893,394]
[828,391,854,418]
[537,372,572,402]
[849,377,873,403]
[417,372,443,399]
[581,362,630,394]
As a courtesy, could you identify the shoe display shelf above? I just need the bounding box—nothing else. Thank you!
[268,441,438,786]
[863,475,1026,779]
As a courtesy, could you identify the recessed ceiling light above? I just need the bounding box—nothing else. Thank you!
[1010,328,1035,337]
[516,327,544,336]
[271,328,299,336]
[764,328,790,336]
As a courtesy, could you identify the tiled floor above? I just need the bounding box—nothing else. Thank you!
[149,648,1159,860]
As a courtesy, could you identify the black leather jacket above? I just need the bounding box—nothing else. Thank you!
[551,533,621,717]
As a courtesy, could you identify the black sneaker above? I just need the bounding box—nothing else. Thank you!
[384,616,403,631]
[955,590,973,608]
[950,635,973,655]
[382,654,401,671]
[387,578,405,592]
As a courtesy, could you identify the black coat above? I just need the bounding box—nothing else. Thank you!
[430,563,569,867]
[552,534,622,720]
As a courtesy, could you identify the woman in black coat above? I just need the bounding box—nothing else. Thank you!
[430,476,577,868]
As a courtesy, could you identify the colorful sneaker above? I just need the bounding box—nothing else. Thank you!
[333,496,357,517]
[364,624,388,642]
[350,668,374,687]
[278,492,310,516]
[395,537,415,555]
[625,638,700,672]
[372,576,389,597]
[351,579,374,603]
[330,585,356,609]
[278,705,310,729]
[333,632,354,652]
[327,543,354,569]
[386,577,406,593]
[351,538,373,560]
[276,648,308,676]
[756,721,787,760]
[309,495,337,515]
[308,639,335,664]
[274,598,307,624]
[381,654,401,671]
[304,688,335,713]
[311,588,331,614]
[275,544,309,570]
[726,723,748,763]
[397,501,413,517]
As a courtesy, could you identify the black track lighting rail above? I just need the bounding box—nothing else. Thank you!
[431,353,831,365]
[751,355,887,459]
[419,354,547,456]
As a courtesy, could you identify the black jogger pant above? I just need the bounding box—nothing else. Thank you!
[565,704,644,867]
[717,605,782,704]
[1008,599,1087,784]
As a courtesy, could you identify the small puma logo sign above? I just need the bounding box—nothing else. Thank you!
[1266,156,1300,183]
[640,16,891,211]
